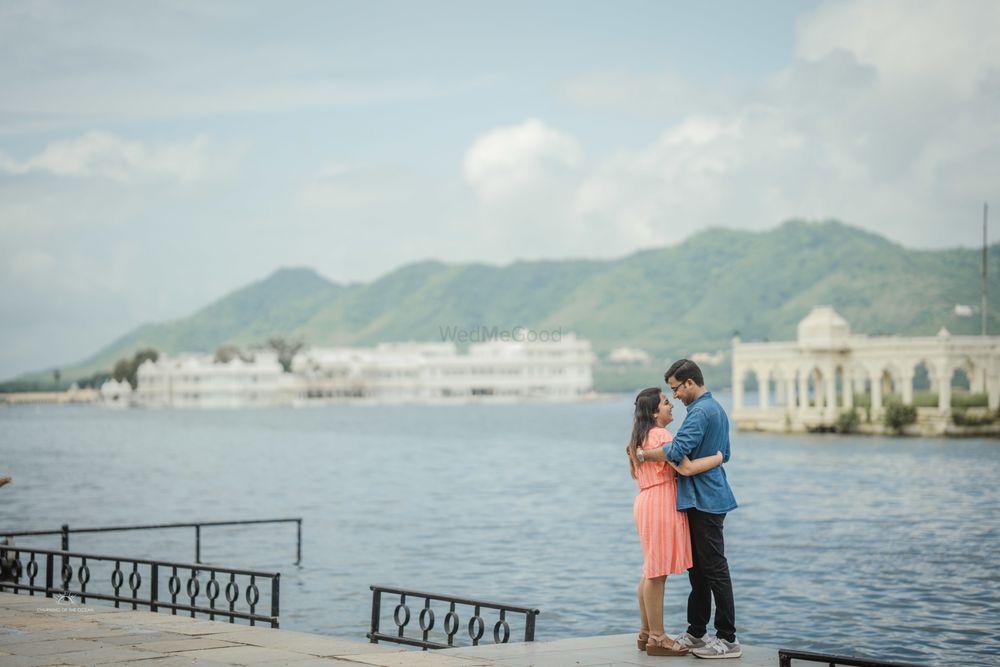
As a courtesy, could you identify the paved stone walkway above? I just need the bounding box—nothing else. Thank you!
[0,592,778,666]
[446,635,776,667]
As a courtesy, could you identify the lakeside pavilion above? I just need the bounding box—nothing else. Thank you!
[732,306,1000,433]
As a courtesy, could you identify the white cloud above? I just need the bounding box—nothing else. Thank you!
[463,118,583,202]
[543,0,1000,250]
[797,0,1000,95]
[0,131,230,183]
[572,116,754,244]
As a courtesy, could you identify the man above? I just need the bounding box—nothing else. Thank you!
[637,359,740,659]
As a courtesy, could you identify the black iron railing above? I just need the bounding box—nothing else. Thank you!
[368,585,539,650]
[779,648,929,667]
[2,518,302,564]
[0,545,280,627]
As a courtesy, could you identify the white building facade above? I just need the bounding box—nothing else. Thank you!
[293,335,595,404]
[99,379,133,407]
[133,352,297,408]
[732,306,1000,434]
[129,336,595,408]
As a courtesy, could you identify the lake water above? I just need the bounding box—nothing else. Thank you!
[1,393,998,666]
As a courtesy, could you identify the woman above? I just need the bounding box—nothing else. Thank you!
[628,387,722,656]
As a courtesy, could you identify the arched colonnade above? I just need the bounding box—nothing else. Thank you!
[732,317,1000,429]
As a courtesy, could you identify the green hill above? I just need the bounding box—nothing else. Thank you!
[7,220,999,391]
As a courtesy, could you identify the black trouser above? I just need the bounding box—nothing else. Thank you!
[686,509,736,642]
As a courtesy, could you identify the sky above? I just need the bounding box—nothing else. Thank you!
[2,0,999,379]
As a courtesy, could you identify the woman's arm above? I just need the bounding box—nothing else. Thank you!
[668,451,722,477]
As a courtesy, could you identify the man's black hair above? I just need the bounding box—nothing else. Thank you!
[665,358,705,387]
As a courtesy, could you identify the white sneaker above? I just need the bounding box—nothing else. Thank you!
[674,631,708,649]
[692,636,742,659]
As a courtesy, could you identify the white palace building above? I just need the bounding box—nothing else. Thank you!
[732,307,1000,435]
[126,335,594,408]
[293,335,594,404]
[133,351,297,408]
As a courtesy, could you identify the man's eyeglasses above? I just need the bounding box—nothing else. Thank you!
[669,380,687,394]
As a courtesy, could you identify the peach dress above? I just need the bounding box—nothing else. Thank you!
[633,427,693,578]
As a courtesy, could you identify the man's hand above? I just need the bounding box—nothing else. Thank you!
[626,444,668,462]
[641,446,667,462]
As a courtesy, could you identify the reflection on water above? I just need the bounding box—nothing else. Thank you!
[2,394,998,666]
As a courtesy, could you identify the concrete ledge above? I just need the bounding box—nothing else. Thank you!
[0,592,779,666]
[0,592,405,666]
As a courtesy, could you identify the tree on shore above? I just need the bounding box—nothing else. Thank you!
[266,336,303,373]
[112,348,159,389]
[214,345,254,364]
[77,371,112,389]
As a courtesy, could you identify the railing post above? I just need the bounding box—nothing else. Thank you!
[150,563,159,612]
[524,610,536,642]
[369,587,381,643]
[296,519,301,565]
[44,553,53,597]
[270,573,280,628]
[195,525,201,564]
[60,524,70,577]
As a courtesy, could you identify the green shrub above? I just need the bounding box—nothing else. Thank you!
[835,410,860,434]
[951,409,998,427]
[884,402,917,434]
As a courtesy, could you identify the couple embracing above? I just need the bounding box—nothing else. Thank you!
[627,359,741,659]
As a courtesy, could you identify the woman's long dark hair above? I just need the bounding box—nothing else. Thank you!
[628,387,662,479]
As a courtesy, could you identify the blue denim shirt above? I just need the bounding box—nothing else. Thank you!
[663,391,738,514]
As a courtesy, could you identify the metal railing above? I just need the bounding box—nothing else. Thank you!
[0,545,280,627]
[1,518,302,564]
[779,648,929,667]
[368,585,539,650]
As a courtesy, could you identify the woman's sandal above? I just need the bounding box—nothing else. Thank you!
[645,633,689,657]
[637,631,649,650]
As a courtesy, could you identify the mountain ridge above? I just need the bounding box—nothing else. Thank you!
[8,219,999,388]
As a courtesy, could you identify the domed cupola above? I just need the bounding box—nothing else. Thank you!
[797,306,850,351]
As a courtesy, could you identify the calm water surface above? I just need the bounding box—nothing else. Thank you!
[1,394,998,666]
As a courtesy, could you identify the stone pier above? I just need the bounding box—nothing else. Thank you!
[0,592,778,666]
